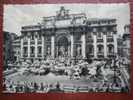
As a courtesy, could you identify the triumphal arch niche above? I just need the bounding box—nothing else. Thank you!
[41,6,87,60]
[55,31,71,58]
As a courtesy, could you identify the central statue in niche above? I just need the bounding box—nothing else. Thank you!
[56,35,70,58]
[59,46,66,56]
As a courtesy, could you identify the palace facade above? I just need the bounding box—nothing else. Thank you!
[122,25,130,62]
[20,7,118,62]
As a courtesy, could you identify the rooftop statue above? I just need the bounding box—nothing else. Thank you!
[56,6,70,20]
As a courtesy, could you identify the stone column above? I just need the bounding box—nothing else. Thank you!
[68,46,71,57]
[70,34,74,58]
[42,35,44,59]
[35,32,38,58]
[27,33,31,58]
[51,35,55,58]
[20,37,23,58]
[113,33,118,54]
[103,32,107,58]
[56,46,58,57]
[81,33,86,58]
[16,51,19,62]
[93,32,97,58]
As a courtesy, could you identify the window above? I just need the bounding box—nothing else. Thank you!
[89,46,93,53]
[38,34,42,40]
[24,36,27,41]
[31,47,34,54]
[31,34,34,40]
[97,45,103,53]
[87,33,92,38]
[98,47,102,52]
[97,32,102,39]
[38,46,42,54]
[108,45,114,53]
[107,32,113,37]
[23,47,27,54]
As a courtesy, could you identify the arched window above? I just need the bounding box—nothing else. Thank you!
[108,44,114,53]
[97,45,104,53]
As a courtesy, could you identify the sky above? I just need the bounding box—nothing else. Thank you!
[3,3,130,36]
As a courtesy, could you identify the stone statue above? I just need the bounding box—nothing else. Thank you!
[60,46,65,56]
[77,46,81,56]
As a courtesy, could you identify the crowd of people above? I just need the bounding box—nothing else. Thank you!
[3,78,129,93]
[3,79,62,93]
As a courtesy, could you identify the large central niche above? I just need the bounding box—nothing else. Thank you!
[55,31,71,57]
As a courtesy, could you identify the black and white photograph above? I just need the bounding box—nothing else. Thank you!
[3,3,130,93]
